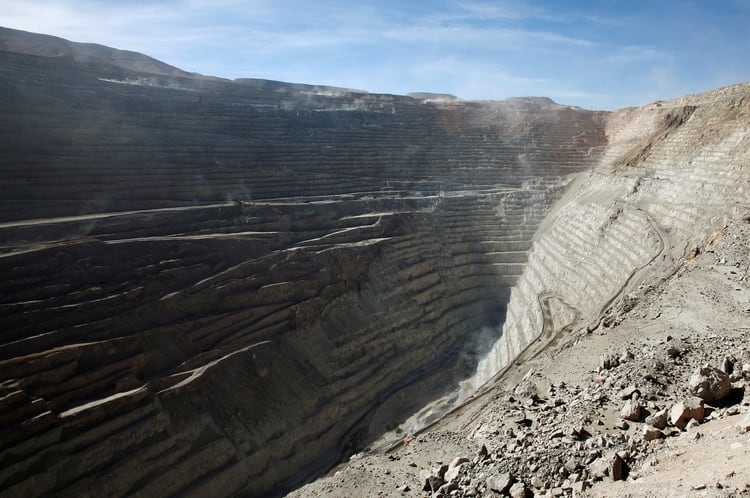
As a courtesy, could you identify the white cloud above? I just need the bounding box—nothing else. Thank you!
[605,45,675,64]
[3,1,178,49]
[381,24,594,49]
[2,1,592,62]
[441,1,534,21]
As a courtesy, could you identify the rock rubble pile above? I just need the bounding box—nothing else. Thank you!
[408,329,750,497]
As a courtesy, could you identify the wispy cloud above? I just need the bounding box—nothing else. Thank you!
[381,24,594,49]
[440,0,545,21]
[605,45,675,64]
[4,0,183,50]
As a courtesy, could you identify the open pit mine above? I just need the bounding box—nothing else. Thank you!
[0,27,748,497]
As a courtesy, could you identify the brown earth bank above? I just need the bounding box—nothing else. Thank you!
[0,26,749,497]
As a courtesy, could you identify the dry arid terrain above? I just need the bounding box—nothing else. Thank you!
[0,27,749,498]
[291,86,750,497]
[292,215,750,497]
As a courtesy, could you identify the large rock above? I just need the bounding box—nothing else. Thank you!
[589,452,626,482]
[669,398,705,429]
[610,453,626,481]
[645,408,669,429]
[420,469,446,492]
[444,460,470,484]
[620,400,643,422]
[689,365,732,401]
[643,425,665,441]
[486,474,514,494]
[509,481,529,498]
[618,386,640,399]
[737,413,750,433]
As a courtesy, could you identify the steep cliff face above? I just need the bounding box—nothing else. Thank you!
[0,28,607,496]
[2,26,748,497]
[475,83,750,390]
[288,82,750,498]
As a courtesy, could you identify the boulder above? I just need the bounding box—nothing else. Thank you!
[514,379,540,402]
[642,425,664,441]
[589,456,609,479]
[600,353,619,370]
[689,365,731,401]
[620,400,643,422]
[665,338,688,358]
[436,464,449,479]
[737,413,750,433]
[619,350,635,363]
[444,462,469,484]
[669,398,705,429]
[420,468,446,492]
[509,481,528,498]
[610,453,626,481]
[486,473,514,494]
[666,345,680,358]
[645,408,669,429]
[619,386,640,400]
[569,425,591,440]
[436,481,458,495]
[590,452,626,481]
[478,444,489,460]
[722,356,735,375]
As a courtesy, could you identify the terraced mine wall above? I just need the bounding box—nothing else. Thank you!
[3,28,749,498]
[0,29,607,497]
[471,83,750,392]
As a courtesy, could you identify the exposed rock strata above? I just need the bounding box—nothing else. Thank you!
[3,26,748,497]
[0,28,605,496]
[291,151,750,498]
[474,83,750,391]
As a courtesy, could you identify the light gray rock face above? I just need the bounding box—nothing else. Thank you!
[486,80,750,402]
[590,452,626,482]
[619,386,640,400]
[589,457,610,479]
[444,462,469,484]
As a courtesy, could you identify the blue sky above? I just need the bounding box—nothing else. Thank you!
[4,0,749,109]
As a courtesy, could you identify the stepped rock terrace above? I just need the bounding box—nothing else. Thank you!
[0,27,607,496]
[1,27,749,497]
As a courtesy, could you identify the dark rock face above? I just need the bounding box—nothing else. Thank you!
[0,27,607,496]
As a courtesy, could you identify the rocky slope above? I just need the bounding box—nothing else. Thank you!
[0,27,607,497]
[294,206,750,498]
[1,26,748,498]
[292,84,750,496]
